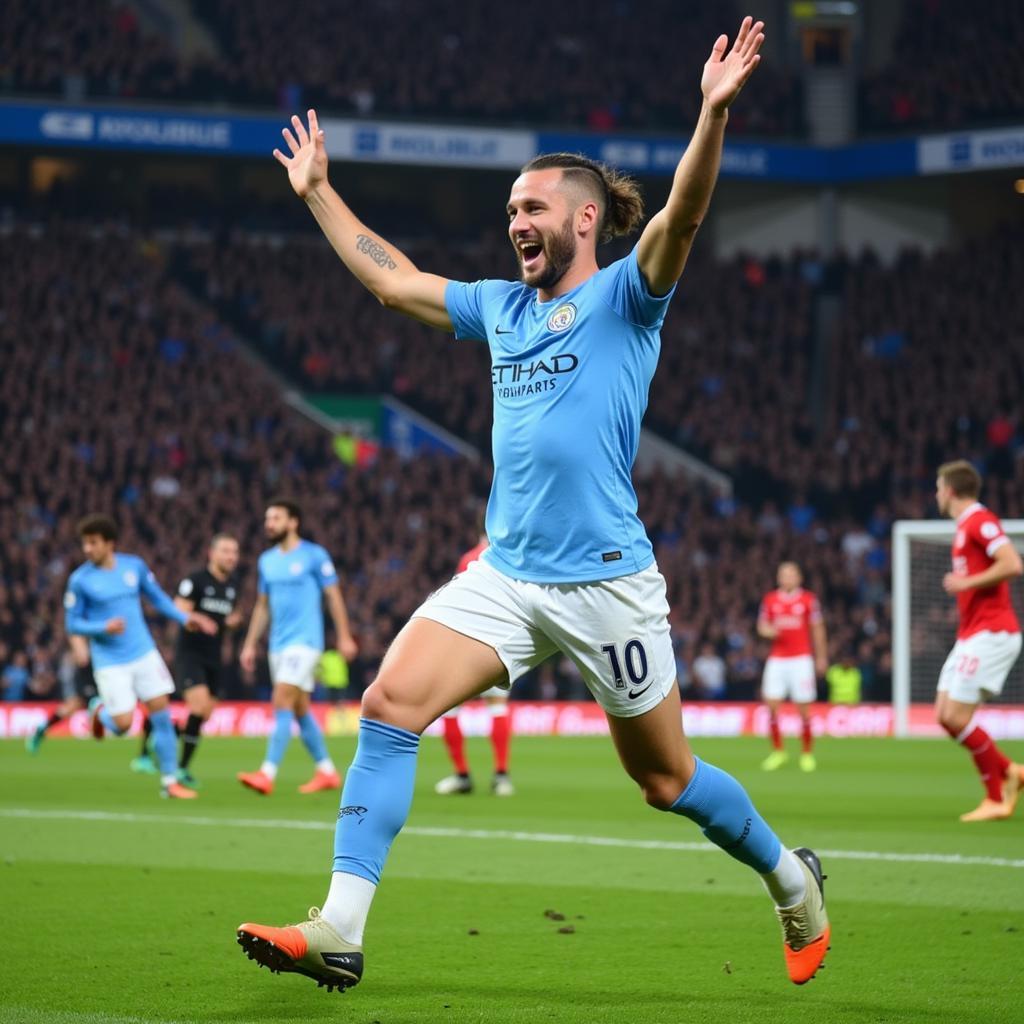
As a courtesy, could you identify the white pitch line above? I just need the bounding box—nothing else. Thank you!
[2,807,1023,869]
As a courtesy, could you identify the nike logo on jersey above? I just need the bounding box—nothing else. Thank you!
[627,680,654,700]
[495,325,514,335]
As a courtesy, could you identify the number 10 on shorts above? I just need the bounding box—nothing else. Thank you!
[600,640,649,690]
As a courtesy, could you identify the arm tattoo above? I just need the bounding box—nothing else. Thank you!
[355,233,397,270]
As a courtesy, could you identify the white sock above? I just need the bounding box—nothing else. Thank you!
[761,848,807,908]
[259,761,278,780]
[316,758,336,774]
[161,773,177,787]
[322,871,377,945]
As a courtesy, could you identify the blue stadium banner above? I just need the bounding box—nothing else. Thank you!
[3,102,276,154]
[1,100,1017,181]
[323,119,535,169]
[0,100,535,168]
[536,130,917,181]
[917,126,1024,174]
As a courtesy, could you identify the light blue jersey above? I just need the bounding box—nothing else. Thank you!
[257,540,338,652]
[445,247,675,583]
[64,554,187,669]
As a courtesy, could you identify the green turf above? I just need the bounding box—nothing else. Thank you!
[2,732,1023,1024]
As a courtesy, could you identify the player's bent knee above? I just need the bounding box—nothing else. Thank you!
[937,708,971,734]
[360,678,397,723]
[639,773,690,811]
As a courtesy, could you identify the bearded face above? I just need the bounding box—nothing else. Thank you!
[515,213,578,291]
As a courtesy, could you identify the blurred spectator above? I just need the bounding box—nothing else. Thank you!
[826,653,862,704]
[690,643,727,700]
[2,651,30,701]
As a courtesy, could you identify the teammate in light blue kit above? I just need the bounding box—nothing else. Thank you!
[64,514,216,799]
[239,16,830,992]
[238,499,358,796]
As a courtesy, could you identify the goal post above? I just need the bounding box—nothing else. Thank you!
[892,519,1024,737]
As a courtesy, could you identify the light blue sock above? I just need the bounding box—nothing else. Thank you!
[333,719,420,884]
[99,707,125,736]
[297,711,329,764]
[670,756,781,873]
[149,709,178,776]
[265,708,294,767]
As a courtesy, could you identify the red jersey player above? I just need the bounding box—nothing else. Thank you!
[934,460,1023,822]
[757,562,828,772]
[434,531,514,797]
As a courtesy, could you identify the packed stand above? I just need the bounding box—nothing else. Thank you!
[175,232,819,474]
[0,219,896,703]
[0,220,491,701]
[0,0,800,136]
[860,0,1024,133]
[816,227,1024,518]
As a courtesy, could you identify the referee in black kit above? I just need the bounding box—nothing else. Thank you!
[168,533,244,785]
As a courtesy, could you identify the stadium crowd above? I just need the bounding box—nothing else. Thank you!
[0,221,491,702]
[0,218,913,705]
[2,0,792,136]
[860,0,1024,133]
[6,1,1023,138]
[181,221,1024,516]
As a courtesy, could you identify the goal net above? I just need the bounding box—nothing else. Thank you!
[892,520,1024,736]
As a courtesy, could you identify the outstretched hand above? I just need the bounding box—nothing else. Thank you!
[702,16,764,114]
[273,109,329,198]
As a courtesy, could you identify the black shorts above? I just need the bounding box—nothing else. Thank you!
[174,652,224,697]
[74,665,98,703]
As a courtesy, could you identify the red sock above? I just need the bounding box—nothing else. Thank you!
[801,719,813,754]
[443,716,469,775]
[769,715,782,751]
[490,712,510,774]
[949,722,1010,802]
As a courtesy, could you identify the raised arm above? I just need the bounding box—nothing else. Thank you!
[636,16,764,296]
[274,109,452,330]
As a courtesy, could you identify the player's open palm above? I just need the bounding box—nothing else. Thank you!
[702,16,764,114]
[273,109,328,198]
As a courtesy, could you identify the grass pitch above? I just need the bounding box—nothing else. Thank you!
[2,731,1022,1024]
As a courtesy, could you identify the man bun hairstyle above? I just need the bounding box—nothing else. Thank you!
[77,514,119,541]
[937,459,981,499]
[521,152,645,244]
[267,496,302,526]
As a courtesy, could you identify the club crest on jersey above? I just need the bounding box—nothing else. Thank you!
[123,570,138,587]
[290,562,303,575]
[547,302,577,333]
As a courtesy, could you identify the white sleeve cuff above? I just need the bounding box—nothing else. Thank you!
[986,535,1009,557]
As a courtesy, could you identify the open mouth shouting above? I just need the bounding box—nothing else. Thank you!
[517,238,544,272]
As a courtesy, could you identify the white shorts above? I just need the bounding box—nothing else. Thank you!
[269,644,321,692]
[937,631,1022,704]
[413,558,676,718]
[762,655,817,704]
[93,649,175,717]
